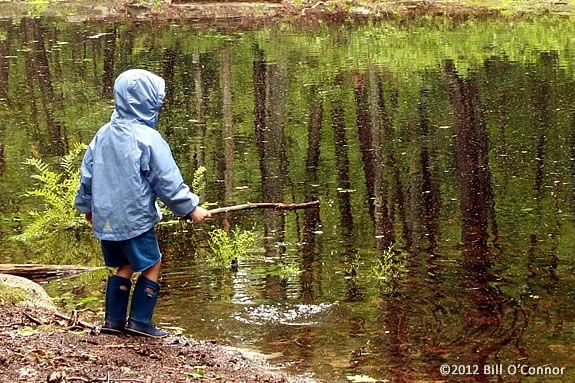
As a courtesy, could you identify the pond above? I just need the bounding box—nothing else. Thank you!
[1,14,575,382]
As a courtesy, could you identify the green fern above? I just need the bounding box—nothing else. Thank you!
[11,143,99,264]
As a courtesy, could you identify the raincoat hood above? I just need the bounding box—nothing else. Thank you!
[75,68,198,241]
[113,69,165,129]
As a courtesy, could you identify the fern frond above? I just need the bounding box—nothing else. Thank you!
[13,143,96,264]
[25,156,62,188]
[61,143,87,175]
[24,189,68,211]
[23,157,50,174]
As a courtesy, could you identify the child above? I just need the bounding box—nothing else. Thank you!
[74,69,210,338]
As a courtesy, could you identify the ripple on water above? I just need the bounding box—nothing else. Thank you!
[234,302,338,326]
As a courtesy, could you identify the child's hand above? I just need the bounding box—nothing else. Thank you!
[85,213,92,225]
[188,206,211,222]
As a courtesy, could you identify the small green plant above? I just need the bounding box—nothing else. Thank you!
[208,228,256,268]
[191,165,207,196]
[12,143,99,264]
[371,246,406,295]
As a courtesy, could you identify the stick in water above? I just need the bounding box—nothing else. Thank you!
[207,200,320,215]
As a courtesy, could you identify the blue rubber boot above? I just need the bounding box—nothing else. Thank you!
[101,275,132,335]
[125,276,167,338]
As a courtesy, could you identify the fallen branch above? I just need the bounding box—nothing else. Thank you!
[207,200,320,215]
[23,312,46,326]
[54,311,96,331]
[0,264,103,280]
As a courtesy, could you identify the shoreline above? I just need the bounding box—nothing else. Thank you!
[0,0,572,23]
[0,302,313,383]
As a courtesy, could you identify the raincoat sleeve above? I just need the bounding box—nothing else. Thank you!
[74,143,94,214]
[142,137,199,217]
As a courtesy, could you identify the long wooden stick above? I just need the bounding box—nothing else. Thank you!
[207,200,320,215]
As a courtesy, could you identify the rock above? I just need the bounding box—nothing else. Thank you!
[0,274,56,311]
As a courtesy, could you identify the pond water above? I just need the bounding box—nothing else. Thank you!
[1,15,575,382]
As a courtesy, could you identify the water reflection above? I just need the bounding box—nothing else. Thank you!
[2,16,575,383]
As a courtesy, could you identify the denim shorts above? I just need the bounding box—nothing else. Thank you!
[101,228,161,272]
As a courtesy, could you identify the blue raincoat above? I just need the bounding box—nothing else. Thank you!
[74,69,199,241]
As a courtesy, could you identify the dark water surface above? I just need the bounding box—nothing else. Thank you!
[1,16,575,382]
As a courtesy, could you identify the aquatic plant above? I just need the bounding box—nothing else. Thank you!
[207,228,256,268]
[11,143,99,264]
[371,245,407,295]
[191,165,207,196]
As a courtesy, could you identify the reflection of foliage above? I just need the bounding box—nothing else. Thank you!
[371,246,406,295]
[208,228,256,268]
[266,261,302,280]
[44,268,108,312]
[27,0,50,16]
[191,165,207,197]
[11,143,99,264]
[343,254,362,279]
[346,374,379,383]
[275,262,302,279]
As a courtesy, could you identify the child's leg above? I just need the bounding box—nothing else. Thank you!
[126,261,166,338]
[118,229,166,338]
[100,240,133,335]
[116,264,134,280]
[141,260,160,282]
[102,265,133,335]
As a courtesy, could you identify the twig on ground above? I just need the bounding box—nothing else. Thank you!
[23,312,46,326]
[54,311,96,331]
[103,344,137,349]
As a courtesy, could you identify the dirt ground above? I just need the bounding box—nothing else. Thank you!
[0,303,308,383]
[0,0,517,24]
[107,0,569,21]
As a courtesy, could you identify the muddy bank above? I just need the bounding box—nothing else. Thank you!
[1,0,567,24]
[0,303,310,383]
